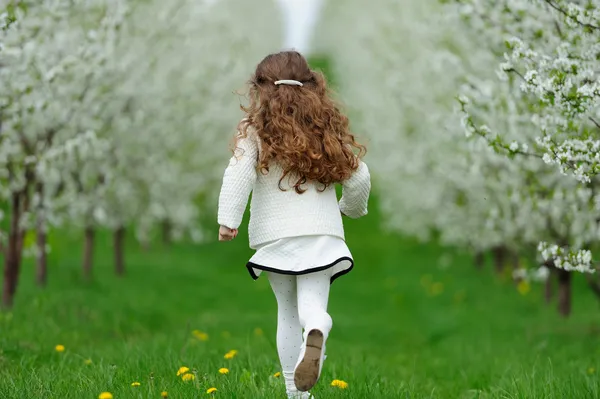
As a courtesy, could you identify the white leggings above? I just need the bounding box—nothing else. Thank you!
[267,269,333,394]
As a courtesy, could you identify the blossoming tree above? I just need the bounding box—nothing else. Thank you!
[319,0,600,316]
[0,0,281,307]
[0,0,128,304]
[453,0,600,313]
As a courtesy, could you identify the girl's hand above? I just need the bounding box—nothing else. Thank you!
[218,225,238,241]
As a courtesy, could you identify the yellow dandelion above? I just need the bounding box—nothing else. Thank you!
[254,327,264,336]
[273,372,281,378]
[331,379,349,389]
[181,373,195,382]
[207,387,217,394]
[55,344,65,352]
[176,366,190,376]
[218,368,229,375]
[517,280,530,295]
[98,393,113,399]
[131,381,141,387]
[192,330,209,341]
[430,282,444,296]
[84,358,93,365]
[161,391,168,398]
[588,367,596,375]
[224,349,238,359]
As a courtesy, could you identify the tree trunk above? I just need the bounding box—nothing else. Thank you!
[114,226,125,276]
[557,268,572,317]
[83,226,95,281]
[35,228,47,287]
[544,261,555,304]
[2,193,21,308]
[15,191,30,268]
[474,251,484,270]
[162,219,171,245]
[511,252,520,270]
[35,182,47,287]
[491,246,507,274]
[15,230,25,269]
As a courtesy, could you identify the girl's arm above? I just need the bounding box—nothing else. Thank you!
[217,134,258,230]
[339,160,371,218]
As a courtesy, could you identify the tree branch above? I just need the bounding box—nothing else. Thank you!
[506,68,526,82]
[511,148,543,159]
[590,117,600,130]
[543,0,600,30]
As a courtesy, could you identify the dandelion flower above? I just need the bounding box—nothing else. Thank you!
[161,392,168,398]
[98,393,113,399]
[207,387,217,394]
[177,366,190,376]
[224,349,238,359]
[588,367,596,375]
[192,330,209,341]
[131,381,141,387]
[430,282,444,296]
[331,379,348,389]
[517,280,530,295]
[55,345,65,352]
[254,327,264,336]
[84,358,92,365]
[273,372,281,378]
[181,373,195,382]
[218,368,229,374]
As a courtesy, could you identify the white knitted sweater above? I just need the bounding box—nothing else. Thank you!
[217,132,371,249]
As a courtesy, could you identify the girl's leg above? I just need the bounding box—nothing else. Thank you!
[267,272,303,395]
[297,268,333,340]
[294,269,333,392]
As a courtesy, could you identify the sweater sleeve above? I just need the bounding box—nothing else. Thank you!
[339,159,371,219]
[217,134,258,229]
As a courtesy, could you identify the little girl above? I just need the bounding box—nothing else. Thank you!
[217,51,370,399]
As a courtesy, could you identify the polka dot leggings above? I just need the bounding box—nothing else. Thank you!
[267,269,333,396]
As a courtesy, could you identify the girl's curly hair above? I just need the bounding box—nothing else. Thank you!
[236,51,366,194]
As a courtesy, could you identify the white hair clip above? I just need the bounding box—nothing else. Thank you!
[274,79,303,87]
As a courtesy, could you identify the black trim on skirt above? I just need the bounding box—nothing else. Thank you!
[246,256,354,285]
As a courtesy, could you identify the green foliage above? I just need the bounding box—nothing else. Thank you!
[308,56,337,89]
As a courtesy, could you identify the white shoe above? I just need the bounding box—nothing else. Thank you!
[294,329,326,392]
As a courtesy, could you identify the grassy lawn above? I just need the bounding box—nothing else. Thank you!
[1,198,599,399]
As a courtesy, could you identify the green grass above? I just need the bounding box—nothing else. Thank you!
[1,201,600,399]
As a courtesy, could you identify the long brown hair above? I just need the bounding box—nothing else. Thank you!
[237,51,366,193]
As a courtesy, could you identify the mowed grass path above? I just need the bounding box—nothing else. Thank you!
[1,204,600,398]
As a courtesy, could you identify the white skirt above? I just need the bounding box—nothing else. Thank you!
[247,235,354,284]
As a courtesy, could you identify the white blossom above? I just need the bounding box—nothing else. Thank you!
[318,0,599,278]
[0,0,281,250]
